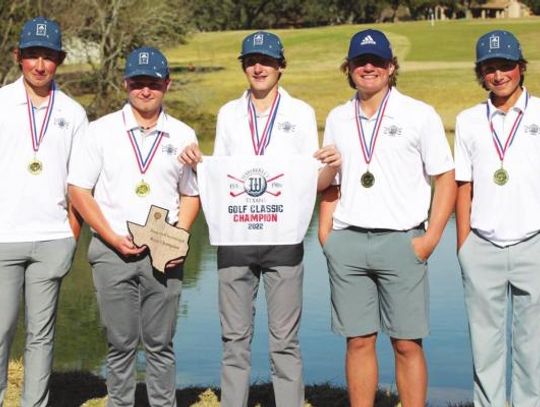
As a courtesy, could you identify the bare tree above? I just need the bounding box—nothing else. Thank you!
[0,1,34,84]
[53,0,190,118]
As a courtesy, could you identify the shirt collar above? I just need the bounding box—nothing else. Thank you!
[347,86,397,120]
[487,87,529,118]
[122,103,169,136]
[13,76,54,108]
[236,86,289,117]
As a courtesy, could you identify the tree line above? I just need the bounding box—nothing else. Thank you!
[1,0,539,119]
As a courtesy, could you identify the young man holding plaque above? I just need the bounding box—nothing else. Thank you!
[68,47,199,406]
[319,29,456,406]
[180,31,339,407]
[0,17,87,406]
[455,31,540,406]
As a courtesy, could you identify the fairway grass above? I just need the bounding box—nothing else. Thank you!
[164,18,540,152]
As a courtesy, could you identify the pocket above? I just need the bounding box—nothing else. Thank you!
[457,231,473,257]
[322,230,335,254]
[409,229,427,264]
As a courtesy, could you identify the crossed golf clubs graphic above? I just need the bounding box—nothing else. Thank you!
[227,173,284,197]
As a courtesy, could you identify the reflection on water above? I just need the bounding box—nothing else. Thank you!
[13,214,473,405]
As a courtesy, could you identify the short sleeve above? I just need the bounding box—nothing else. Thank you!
[67,121,103,189]
[419,106,454,176]
[454,116,473,182]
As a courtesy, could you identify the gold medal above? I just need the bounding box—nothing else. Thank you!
[493,168,508,186]
[28,159,43,175]
[361,171,375,188]
[135,180,151,197]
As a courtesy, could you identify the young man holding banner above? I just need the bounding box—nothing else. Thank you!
[0,17,87,406]
[180,31,339,407]
[455,30,540,406]
[68,47,199,406]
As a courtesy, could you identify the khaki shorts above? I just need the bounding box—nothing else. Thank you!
[323,227,429,339]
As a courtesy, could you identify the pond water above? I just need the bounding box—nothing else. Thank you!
[13,214,475,406]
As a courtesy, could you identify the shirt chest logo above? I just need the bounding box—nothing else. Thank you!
[525,123,540,136]
[277,121,296,133]
[54,117,69,130]
[161,143,177,155]
[382,124,402,137]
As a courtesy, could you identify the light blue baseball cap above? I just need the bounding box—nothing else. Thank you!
[124,47,169,79]
[476,30,523,63]
[239,31,284,60]
[19,17,63,52]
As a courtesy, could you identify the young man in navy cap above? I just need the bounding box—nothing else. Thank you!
[68,47,200,406]
[180,31,339,407]
[0,17,87,406]
[455,30,540,406]
[319,29,456,406]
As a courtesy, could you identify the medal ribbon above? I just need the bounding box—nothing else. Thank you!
[486,91,529,162]
[26,82,56,153]
[355,88,391,165]
[247,90,281,155]
[123,112,165,176]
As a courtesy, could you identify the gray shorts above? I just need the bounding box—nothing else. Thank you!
[323,227,429,339]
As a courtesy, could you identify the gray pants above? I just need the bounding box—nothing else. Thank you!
[218,264,304,407]
[0,238,76,407]
[88,237,182,407]
[458,231,540,407]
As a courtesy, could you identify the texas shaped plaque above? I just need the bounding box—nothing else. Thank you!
[127,205,190,273]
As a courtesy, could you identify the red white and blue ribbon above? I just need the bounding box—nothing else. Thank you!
[247,90,281,155]
[486,91,528,162]
[355,88,391,165]
[26,82,56,153]
[123,112,165,176]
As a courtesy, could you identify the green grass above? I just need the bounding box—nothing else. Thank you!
[161,18,540,152]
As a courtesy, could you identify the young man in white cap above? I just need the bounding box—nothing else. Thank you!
[180,31,339,407]
[319,29,456,406]
[0,16,87,406]
[455,30,540,406]
[68,47,200,406]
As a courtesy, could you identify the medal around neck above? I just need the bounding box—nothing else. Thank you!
[127,205,190,273]
[361,171,375,188]
[493,168,509,186]
[28,159,43,175]
[135,180,151,197]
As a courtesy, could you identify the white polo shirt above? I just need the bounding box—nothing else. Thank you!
[68,104,198,236]
[0,77,88,243]
[455,89,540,246]
[324,88,454,231]
[214,87,318,156]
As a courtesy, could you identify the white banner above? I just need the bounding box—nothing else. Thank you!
[198,155,318,245]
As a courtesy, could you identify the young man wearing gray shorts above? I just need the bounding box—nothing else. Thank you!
[319,29,456,406]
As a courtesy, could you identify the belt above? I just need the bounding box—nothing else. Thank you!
[347,223,425,233]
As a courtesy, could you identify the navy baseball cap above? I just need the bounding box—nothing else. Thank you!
[476,30,523,63]
[19,17,62,52]
[239,31,284,60]
[124,47,169,79]
[348,29,393,61]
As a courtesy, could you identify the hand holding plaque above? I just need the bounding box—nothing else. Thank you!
[127,205,190,273]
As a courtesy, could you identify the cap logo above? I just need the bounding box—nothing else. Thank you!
[254,34,264,46]
[139,52,149,65]
[360,35,376,46]
[489,34,500,50]
[36,23,47,37]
